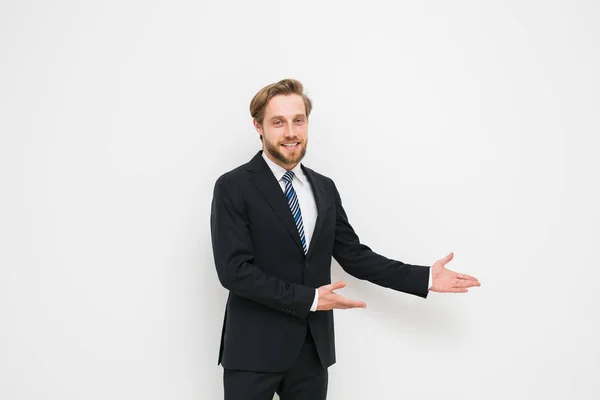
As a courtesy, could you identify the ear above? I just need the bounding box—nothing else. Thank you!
[253,119,263,134]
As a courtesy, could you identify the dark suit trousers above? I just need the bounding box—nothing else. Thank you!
[223,327,328,400]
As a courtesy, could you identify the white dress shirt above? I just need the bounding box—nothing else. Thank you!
[261,152,432,312]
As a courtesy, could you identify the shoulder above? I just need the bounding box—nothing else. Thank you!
[214,151,264,187]
[212,161,254,204]
[215,164,249,185]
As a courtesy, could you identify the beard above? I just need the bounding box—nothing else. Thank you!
[263,137,307,167]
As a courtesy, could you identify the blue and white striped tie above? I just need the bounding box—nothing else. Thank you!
[282,171,307,255]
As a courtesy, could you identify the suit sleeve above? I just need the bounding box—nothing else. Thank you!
[210,176,316,318]
[331,180,430,298]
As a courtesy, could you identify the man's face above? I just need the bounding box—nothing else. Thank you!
[254,94,308,169]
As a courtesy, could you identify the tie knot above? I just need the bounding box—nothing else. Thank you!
[282,171,295,183]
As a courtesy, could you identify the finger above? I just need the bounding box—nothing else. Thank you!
[336,295,366,309]
[457,273,479,282]
[454,280,480,288]
[325,281,346,292]
[452,287,468,293]
[448,270,479,282]
[438,252,454,266]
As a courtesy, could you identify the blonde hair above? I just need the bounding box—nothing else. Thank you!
[249,79,313,126]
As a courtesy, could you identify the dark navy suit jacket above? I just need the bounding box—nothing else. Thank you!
[210,150,430,372]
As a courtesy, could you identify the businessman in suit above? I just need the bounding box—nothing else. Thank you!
[210,79,480,400]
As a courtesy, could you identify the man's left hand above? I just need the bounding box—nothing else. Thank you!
[430,252,480,293]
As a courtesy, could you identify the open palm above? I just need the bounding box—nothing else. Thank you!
[430,252,480,293]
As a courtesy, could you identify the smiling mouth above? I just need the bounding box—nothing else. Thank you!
[281,142,300,149]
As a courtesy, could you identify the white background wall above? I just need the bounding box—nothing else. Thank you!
[1,1,599,399]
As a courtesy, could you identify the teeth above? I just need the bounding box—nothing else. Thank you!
[282,143,298,147]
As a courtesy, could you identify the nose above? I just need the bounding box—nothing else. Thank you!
[283,123,295,137]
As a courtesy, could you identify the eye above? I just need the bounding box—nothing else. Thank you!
[273,120,283,126]
[294,118,305,124]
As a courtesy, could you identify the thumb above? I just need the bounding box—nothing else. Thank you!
[331,280,346,291]
[441,252,454,265]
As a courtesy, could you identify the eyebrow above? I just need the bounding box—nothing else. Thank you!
[268,114,306,122]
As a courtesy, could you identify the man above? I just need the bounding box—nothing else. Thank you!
[210,79,480,400]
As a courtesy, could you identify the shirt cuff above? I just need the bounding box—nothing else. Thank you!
[310,288,319,312]
[428,267,433,290]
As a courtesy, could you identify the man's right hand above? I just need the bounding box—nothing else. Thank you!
[316,281,367,311]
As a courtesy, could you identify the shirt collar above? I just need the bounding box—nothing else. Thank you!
[261,151,305,184]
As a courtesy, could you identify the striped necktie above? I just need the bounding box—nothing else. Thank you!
[282,171,307,255]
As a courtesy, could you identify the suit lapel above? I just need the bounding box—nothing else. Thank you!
[246,151,305,254]
[245,151,330,259]
[302,165,327,259]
